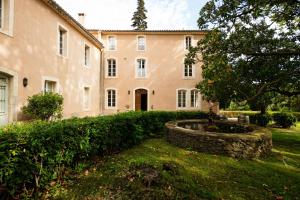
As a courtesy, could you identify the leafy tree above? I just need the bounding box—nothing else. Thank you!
[131,0,148,30]
[22,92,63,121]
[186,0,300,113]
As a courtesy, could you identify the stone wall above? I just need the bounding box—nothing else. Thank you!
[165,120,272,159]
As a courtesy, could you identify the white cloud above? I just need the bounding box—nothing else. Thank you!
[55,0,194,29]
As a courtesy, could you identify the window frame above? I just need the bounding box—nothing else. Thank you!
[0,0,14,36]
[107,35,117,51]
[137,35,146,51]
[176,89,187,109]
[106,58,117,78]
[183,63,194,79]
[135,58,147,78]
[190,89,199,108]
[106,88,117,109]
[184,35,193,51]
[57,23,68,58]
[0,0,4,30]
[84,43,91,67]
[83,86,91,111]
[42,76,59,94]
[44,80,57,93]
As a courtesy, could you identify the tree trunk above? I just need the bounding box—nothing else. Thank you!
[260,106,266,114]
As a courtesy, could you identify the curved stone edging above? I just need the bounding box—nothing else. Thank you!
[165,119,272,159]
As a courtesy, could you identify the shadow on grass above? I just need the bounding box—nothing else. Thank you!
[49,125,300,200]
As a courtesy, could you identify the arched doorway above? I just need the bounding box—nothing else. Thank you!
[135,89,148,111]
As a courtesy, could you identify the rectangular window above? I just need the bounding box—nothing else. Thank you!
[84,44,90,66]
[185,36,192,50]
[107,59,116,77]
[138,36,146,51]
[108,36,116,50]
[83,87,90,110]
[184,64,193,77]
[137,59,146,78]
[107,89,116,108]
[44,81,57,93]
[58,26,67,56]
[0,0,3,29]
[178,90,187,108]
[191,90,199,107]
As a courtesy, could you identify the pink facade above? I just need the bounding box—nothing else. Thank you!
[0,0,217,125]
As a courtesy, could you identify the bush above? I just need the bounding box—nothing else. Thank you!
[273,112,297,128]
[249,113,271,127]
[0,111,208,199]
[22,93,63,121]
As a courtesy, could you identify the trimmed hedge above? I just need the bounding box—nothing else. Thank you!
[0,111,208,199]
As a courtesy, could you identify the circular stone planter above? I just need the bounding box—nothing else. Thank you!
[165,120,272,159]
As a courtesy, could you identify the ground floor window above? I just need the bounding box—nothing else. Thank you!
[191,89,199,107]
[107,89,116,108]
[177,90,187,108]
[44,80,57,93]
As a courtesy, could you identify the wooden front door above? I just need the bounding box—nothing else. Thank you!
[135,89,148,111]
[0,76,8,126]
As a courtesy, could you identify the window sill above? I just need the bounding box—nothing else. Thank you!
[183,77,195,80]
[0,29,13,37]
[57,54,68,59]
[105,76,118,79]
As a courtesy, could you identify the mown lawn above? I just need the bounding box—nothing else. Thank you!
[48,123,300,200]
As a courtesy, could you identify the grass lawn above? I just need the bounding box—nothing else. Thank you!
[49,123,300,200]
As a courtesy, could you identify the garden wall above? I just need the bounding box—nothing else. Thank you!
[165,120,272,159]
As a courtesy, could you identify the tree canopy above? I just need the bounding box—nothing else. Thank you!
[131,0,148,30]
[186,0,300,112]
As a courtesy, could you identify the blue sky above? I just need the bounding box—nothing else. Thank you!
[55,0,209,29]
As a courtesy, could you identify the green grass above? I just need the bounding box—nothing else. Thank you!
[48,123,300,200]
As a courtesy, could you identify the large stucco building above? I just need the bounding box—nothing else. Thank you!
[0,0,217,125]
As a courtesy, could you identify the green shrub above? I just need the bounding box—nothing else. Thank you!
[272,112,297,128]
[0,111,208,199]
[249,113,271,127]
[22,93,63,121]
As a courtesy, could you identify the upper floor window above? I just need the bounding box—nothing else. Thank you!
[108,36,116,50]
[107,59,116,77]
[84,44,91,66]
[136,59,146,78]
[0,0,3,29]
[44,80,57,93]
[191,89,199,107]
[185,36,192,50]
[184,64,193,78]
[177,90,187,108]
[137,36,146,51]
[107,89,116,108]
[83,87,90,110]
[58,25,68,57]
[0,0,14,35]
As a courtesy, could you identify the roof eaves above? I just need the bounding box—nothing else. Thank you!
[42,0,104,49]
